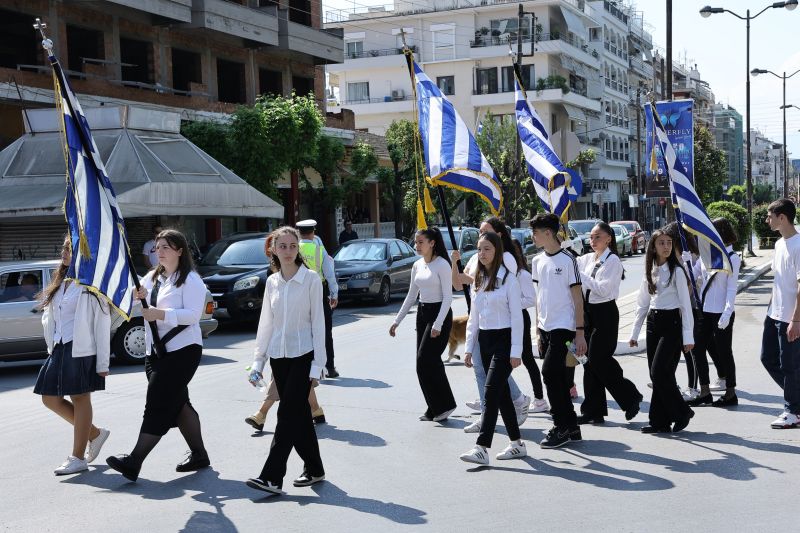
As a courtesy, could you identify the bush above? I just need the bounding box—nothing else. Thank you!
[752,203,780,249]
[707,200,750,253]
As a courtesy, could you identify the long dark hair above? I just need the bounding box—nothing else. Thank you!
[662,221,698,255]
[511,238,530,273]
[149,229,195,287]
[39,234,70,308]
[474,232,504,292]
[484,216,525,272]
[416,227,451,266]
[645,229,683,295]
[595,222,624,280]
[268,226,307,273]
[712,217,737,246]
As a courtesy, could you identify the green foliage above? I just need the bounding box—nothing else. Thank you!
[726,184,746,205]
[302,135,347,208]
[693,125,726,205]
[752,204,778,239]
[181,120,233,168]
[754,183,776,205]
[535,75,570,94]
[706,200,750,252]
[567,149,597,169]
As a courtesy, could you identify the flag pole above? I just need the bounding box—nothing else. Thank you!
[399,31,471,310]
[36,19,163,347]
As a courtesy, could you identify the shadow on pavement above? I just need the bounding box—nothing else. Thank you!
[321,377,391,389]
[736,390,784,404]
[315,424,387,447]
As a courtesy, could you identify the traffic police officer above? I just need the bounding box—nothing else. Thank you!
[297,219,340,378]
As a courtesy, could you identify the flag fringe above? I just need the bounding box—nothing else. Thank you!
[416,199,427,230]
[423,187,436,214]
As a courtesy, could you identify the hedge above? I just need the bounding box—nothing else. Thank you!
[706,200,750,252]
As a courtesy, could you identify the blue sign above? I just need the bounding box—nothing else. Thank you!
[645,99,695,190]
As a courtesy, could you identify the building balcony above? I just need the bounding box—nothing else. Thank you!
[188,0,279,46]
[339,95,414,115]
[471,87,600,113]
[104,0,192,22]
[629,56,654,79]
[327,51,407,72]
[276,9,343,64]
[470,33,600,69]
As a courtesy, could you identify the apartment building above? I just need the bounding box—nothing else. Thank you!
[712,103,744,188]
[748,129,784,192]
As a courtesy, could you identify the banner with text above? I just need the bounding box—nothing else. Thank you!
[645,99,694,197]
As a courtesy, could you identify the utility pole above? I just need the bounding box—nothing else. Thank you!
[666,0,673,100]
[511,3,535,227]
[636,87,643,228]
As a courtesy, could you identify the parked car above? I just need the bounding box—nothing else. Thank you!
[334,238,418,305]
[438,226,480,265]
[196,232,271,323]
[561,225,584,257]
[569,219,603,254]
[0,260,218,365]
[611,220,647,253]
[510,228,541,264]
[610,224,634,256]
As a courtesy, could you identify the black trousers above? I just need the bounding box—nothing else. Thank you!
[685,308,722,388]
[323,284,335,370]
[647,309,693,427]
[581,301,641,417]
[477,328,520,447]
[259,352,324,485]
[694,311,736,388]
[521,310,544,400]
[142,344,202,436]
[540,328,578,429]
[416,302,457,418]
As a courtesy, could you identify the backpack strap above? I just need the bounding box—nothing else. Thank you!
[149,277,189,357]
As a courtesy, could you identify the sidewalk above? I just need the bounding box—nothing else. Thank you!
[616,247,775,354]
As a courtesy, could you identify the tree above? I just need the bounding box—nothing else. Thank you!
[381,120,424,238]
[181,119,233,169]
[727,184,746,206]
[754,183,775,204]
[693,125,726,205]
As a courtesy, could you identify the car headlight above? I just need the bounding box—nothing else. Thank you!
[233,275,260,291]
[351,271,374,280]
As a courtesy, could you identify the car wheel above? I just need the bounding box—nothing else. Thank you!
[627,244,633,256]
[112,317,147,364]
[375,278,391,306]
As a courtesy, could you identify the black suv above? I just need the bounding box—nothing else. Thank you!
[197,232,270,322]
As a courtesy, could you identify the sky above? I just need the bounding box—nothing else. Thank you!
[321,0,800,161]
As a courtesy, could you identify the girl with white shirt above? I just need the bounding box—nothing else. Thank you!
[246,226,326,496]
[106,229,209,482]
[390,227,457,422]
[688,218,740,407]
[459,232,526,466]
[577,222,642,425]
[34,235,110,476]
[630,230,695,434]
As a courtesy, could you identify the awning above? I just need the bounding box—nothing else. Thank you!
[0,106,284,219]
[560,104,587,124]
[560,6,588,42]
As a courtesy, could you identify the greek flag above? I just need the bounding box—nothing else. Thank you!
[650,103,731,273]
[50,51,135,316]
[414,61,503,215]
[514,77,582,221]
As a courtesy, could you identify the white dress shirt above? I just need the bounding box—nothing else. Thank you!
[252,265,327,379]
[142,239,157,267]
[302,237,338,299]
[394,256,453,331]
[464,251,518,277]
[52,281,81,343]
[518,268,536,309]
[631,263,695,344]
[577,248,623,304]
[698,245,740,319]
[137,270,206,355]
[465,266,523,358]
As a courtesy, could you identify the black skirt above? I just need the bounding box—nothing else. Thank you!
[33,341,105,396]
[141,344,202,436]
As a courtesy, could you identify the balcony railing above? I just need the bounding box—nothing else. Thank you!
[346,45,415,59]
[471,32,600,59]
[343,95,414,105]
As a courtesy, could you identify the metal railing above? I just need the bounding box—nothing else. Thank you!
[343,94,414,105]
[471,32,599,60]
[345,46,415,59]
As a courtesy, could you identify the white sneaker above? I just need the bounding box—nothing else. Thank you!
[85,428,110,463]
[465,399,482,412]
[496,441,527,460]
[433,408,456,422]
[681,388,700,401]
[463,419,481,433]
[54,456,88,476]
[530,398,550,413]
[459,445,489,465]
[709,378,727,392]
[515,396,530,426]
[771,411,800,429]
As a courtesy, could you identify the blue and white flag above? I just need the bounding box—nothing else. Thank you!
[514,77,581,221]
[650,103,731,273]
[49,50,134,316]
[413,61,503,215]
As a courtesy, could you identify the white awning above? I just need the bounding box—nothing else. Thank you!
[560,104,587,124]
[560,6,588,42]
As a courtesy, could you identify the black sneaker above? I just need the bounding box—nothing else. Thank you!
[325,367,340,378]
[293,471,325,487]
[540,427,572,449]
[569,426,582,441]
[576,414,604,425]
[246,478,282,495]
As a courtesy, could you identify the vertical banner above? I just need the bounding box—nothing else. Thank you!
[645,99,694,197]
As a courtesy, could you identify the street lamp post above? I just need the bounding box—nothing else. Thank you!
[700,0,798,256]
[751,67,800,198]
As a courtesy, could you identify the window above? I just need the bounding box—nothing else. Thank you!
[171,49,202,92]
[346,41,363,58]
[292,76,314,96]
[289,0,311,26]
[475,67,498,94]
[389,241,403,259]
[490,17,530,40]
[520,64,534,89]
[217,59,246,103]
[0,9,39,69]
[259,68,283,96]
[589,27,601,41]
[431,25,455,61]
[501,66,515,93]
[347,81,370,103]
[120,38,153,83]
[0,270,43,303]
[436,75,455,95]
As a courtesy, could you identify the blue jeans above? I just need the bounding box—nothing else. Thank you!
[472,341,522,409]
[761,316,800,413]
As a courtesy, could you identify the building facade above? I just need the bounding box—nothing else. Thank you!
[712,103,744,189]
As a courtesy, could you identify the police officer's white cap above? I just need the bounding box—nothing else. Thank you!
[296,219,317,229]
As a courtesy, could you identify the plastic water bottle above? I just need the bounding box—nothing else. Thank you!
[566,341,588,365]
[245,365,267,393]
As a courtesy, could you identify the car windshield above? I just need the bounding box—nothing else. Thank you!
[618,222,636,232]
[510,229,528,242]
[570,221,595,233]
[611,226,623,236]
[335,242,387,261]
[442,231,462,250]
[200,238,267,266]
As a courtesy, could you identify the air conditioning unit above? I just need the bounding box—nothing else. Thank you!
[392,89,405,100]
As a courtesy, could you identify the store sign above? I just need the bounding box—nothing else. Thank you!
[644,99,694,198]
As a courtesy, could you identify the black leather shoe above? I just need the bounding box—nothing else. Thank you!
[576,414,605,425]
[325,367,339,378]
[106,454,141,482]
[175,451,210,472]
[640,425,671,434]
[292,471,325,487]
[686,394,713,407]
[625,395,643,421]
[313,413,327,425]
[712,394,738,407]
[672,409,695,433]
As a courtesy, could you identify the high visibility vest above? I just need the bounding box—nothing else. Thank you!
[300,240,324,276]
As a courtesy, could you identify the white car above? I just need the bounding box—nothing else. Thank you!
[561,225,583,257]
[0,260,218,364]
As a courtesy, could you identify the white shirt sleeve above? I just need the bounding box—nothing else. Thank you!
[720,253,740,322]
[676,268,695,345]
[321,251,338,299]
[161,273,206,327]
[252,281,274,373]
[580,255,622,301]
[506,274,523,359]
[91,295,111,373]
[631,274,651,340]
[432,259,453,331]
[309,275,327,379]
[502,252,518,275]
[518,269,536,309]
[465,289,480,355]
[393,262,420,327]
